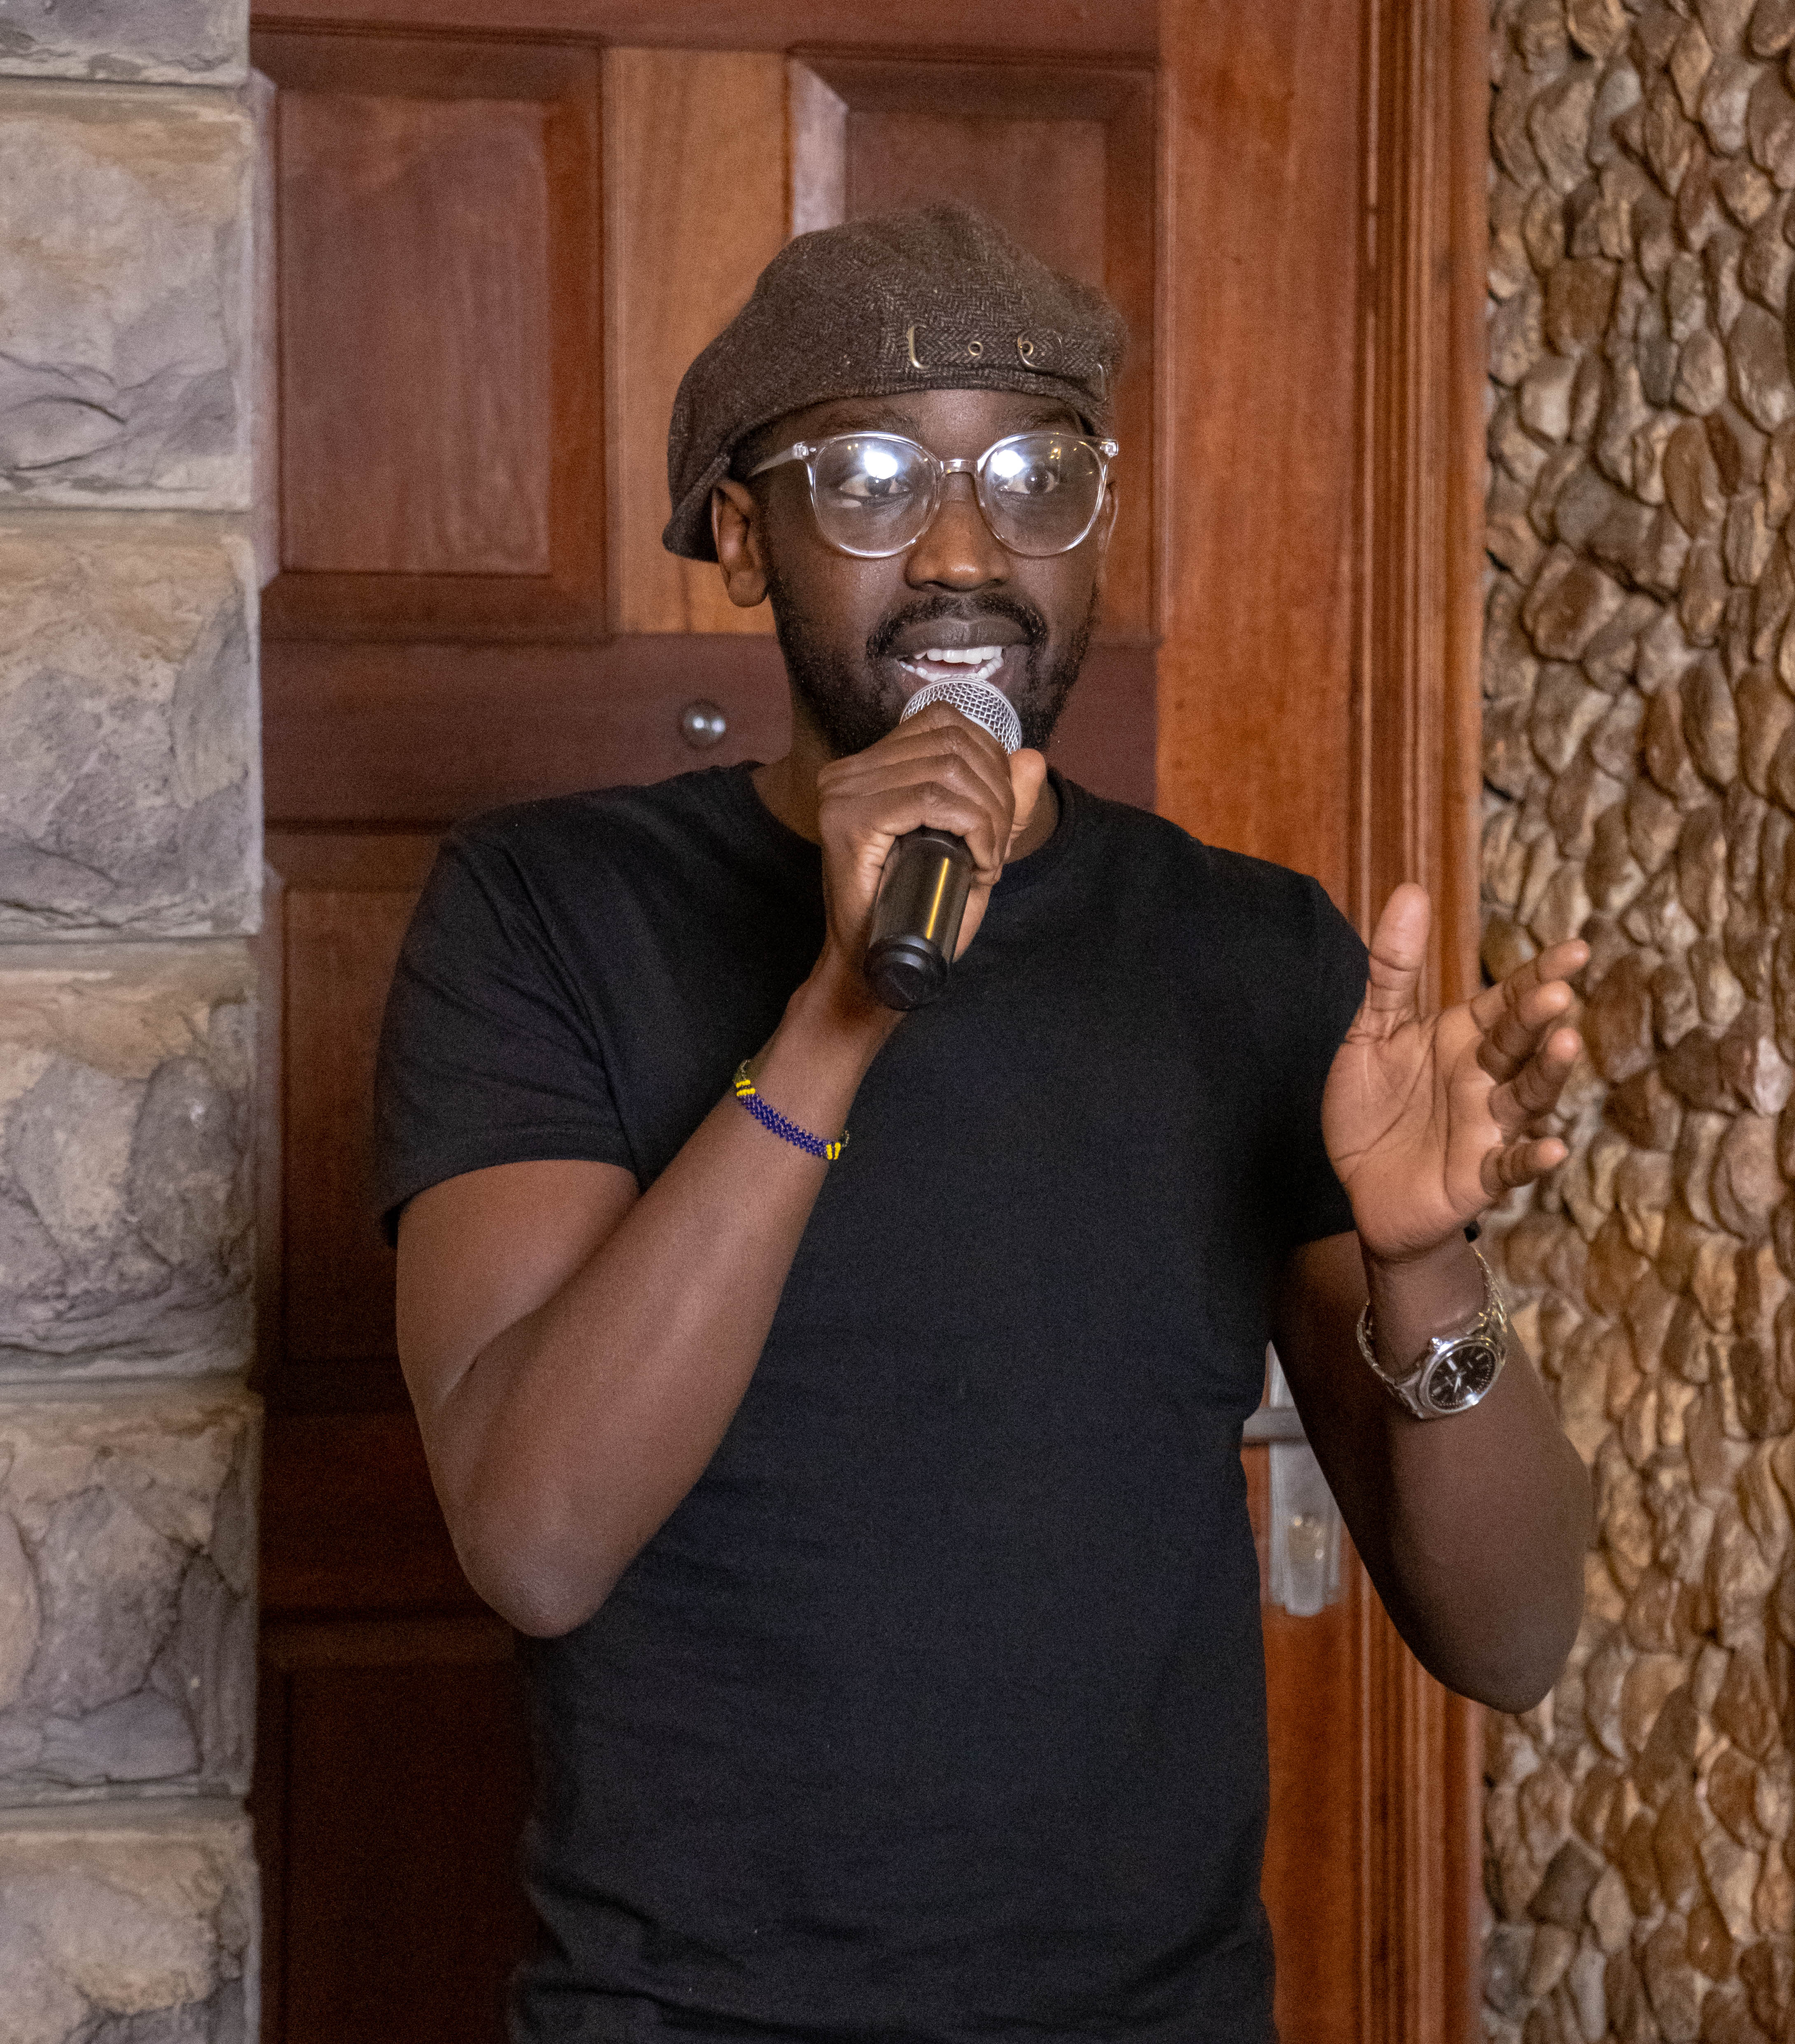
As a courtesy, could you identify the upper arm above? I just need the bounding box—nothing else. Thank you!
[377,829,643,1420]
[375,828,637,1247]
[395,1158,640,1419]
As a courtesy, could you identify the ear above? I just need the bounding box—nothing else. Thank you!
[1082,484,1120,610]
[1095,482,1120,556]
[712,480,769,608]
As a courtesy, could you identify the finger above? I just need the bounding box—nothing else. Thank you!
[1479,1133,1569,1199]
[823,748,1015,861]
[1488,1025,1582,1129]
[1533,938,1590,986]
[823,769,1010,888]
[820,722,1014,809]
[821,711,1015,815]
[1474,973,1579,1083]
[818,699,1011,773]
[1357,883,1432,1031]
[1005,749,1047,855]
[1467,938,1588,1036]
[847,778,1007,877]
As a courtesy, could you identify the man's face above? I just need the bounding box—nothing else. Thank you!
[713,387,1113,758]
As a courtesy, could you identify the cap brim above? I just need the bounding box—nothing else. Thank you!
[663,449,733,562]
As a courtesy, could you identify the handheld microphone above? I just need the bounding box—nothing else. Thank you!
[863,678,1024,1011]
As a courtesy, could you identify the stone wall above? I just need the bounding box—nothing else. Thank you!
[1485,3,1795,2041]
[0,5,261,2039]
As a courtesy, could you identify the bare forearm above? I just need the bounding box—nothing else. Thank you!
[1363,1316,1592,1712]
[407,960,895,1635]
[1276,1233,1592,1712]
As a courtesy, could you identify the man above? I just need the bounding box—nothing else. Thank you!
[376,207,1591,2043]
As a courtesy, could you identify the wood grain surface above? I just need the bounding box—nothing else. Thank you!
[1155,0,1363,901]
[277,857,434,1377]
[1243,1443,1362,2044]
[253,1642,530,2044]
[261,637,1155,824]
[1159,7,1487,2039]
[846,114,1107,287]
[255,31,605,639]
[1351,7,1487,2038]
[279,91,553,575]
[247,0,1156,59]
[605,47,786,634]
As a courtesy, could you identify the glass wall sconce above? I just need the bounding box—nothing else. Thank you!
[1242,1347,1342,1618]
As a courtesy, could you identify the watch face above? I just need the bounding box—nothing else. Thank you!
[1423,1337,1502,1414]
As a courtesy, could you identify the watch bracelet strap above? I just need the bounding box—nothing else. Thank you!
[1354,1245,1507,1417]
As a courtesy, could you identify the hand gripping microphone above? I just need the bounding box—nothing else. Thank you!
[863,677,1024,1011]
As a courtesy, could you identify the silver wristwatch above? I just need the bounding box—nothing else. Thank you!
[1355,1247,1508,1420]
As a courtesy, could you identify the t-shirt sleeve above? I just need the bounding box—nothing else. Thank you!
[1277,878,1370,1249]
[373,829,635,1242]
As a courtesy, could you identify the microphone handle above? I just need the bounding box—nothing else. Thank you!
[863,827,976,1010]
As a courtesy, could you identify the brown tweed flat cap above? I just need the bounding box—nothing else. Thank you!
[662,203,1128,561]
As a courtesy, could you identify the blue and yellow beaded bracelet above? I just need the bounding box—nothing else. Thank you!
[732,1061,848,1162]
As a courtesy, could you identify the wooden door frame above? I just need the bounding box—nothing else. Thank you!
[1158,1,1488,2037]
[247,0,1492,2029]
[1356,5,1486,2041]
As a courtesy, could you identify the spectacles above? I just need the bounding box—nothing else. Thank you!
[747,429,1119,560]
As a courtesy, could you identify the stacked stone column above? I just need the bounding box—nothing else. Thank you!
[1486,2,1795,2040]
[0,5,262,2038]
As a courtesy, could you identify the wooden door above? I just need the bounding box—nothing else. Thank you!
[245,5,1486,2041]
[249,18,1159,2043]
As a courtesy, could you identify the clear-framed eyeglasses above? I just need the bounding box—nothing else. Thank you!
[746,429,1119,560]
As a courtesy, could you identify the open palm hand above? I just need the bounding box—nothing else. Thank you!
[1322,885,1586,1264]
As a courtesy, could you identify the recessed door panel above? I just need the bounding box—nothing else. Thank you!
[279,91,553,577]
[256,1636,530,2044]
[254,32,604,640]
[847,114,1107,289]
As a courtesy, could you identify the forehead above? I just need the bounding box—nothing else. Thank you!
[772,386,1084,451]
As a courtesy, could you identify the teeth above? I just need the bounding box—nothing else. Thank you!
[901,656,1004,689]
[899,646,1008,690]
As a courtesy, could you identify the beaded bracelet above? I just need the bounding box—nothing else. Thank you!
[732,1061,849,1162]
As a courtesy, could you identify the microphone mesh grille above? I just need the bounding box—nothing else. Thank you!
[897,677,1023,757]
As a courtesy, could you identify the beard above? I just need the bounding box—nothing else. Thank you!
[763,572,1097,759]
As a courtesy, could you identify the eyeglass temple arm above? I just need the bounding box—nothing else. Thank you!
[744,442,811,479]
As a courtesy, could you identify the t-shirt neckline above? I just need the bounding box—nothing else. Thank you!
[722,761,1084,897]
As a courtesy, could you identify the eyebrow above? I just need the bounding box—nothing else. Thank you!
[800,402,923,435]
[800,400,1081,438]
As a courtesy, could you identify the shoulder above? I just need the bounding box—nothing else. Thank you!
[1064,783,1349,932]
[426,769,765,930]
[447,767,750,874]
[1056,784,1367,1027]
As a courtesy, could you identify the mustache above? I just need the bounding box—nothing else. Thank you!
[865,592,1050,663]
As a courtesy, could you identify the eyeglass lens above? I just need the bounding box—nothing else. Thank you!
[808,434,1106,558]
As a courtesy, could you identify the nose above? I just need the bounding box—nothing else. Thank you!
[904,471,1010,590]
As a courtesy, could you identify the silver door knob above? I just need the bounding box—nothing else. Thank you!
[680,700,727,749]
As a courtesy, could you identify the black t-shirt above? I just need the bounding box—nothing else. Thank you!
[374,765,1367,2044]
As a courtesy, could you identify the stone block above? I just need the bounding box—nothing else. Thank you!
[0,2,246,85]
[0,516,259,938]
[0,1382,256,1805]
[0,943,253,1378]
[0,86,251,508]
[0,1801,254,2040]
